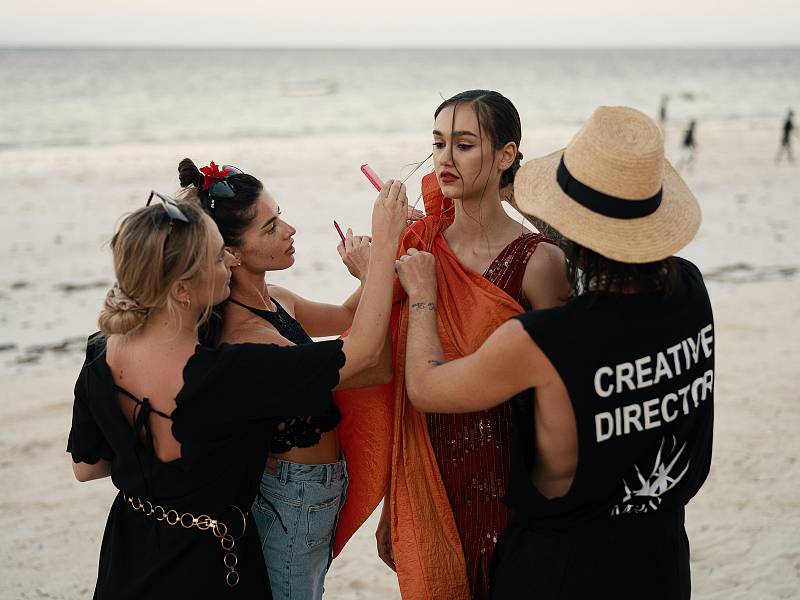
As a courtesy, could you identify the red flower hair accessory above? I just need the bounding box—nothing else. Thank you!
[200,161,232,191]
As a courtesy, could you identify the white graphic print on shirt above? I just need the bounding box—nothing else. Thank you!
[611,435,690,516]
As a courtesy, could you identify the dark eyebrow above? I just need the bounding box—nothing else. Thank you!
[432,129,478,138]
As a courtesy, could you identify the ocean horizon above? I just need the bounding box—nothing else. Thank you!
[2,47,797,150]
[1,45,797,368]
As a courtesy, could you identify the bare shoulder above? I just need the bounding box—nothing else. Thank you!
[104,333,122,367]
[267,284,299,313]
[222,319,292,347]
[526,240,566,276]
[480,319,560,390]
[522,241,570,309]
[491,318,533,351]
[105,332,140,369]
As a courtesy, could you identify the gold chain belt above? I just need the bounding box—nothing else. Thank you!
[122,493,247,587]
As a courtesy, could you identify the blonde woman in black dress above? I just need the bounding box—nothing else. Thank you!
[68,182,408,598]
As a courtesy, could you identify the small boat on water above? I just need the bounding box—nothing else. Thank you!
[280,79,338,97]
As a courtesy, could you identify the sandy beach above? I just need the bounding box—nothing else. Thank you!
[1,119,798,598]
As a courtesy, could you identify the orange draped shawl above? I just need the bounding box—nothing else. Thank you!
[331,173,526,599]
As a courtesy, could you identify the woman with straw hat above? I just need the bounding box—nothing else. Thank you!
[394,106,713,599]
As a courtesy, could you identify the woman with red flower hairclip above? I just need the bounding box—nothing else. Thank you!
[178,158,391,600]
[66,180,408,598]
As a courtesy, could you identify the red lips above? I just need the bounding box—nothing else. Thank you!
[439,170,459,183]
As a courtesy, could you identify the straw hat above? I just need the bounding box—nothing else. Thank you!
[514,106,701,263]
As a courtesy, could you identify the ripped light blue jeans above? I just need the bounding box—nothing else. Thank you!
[252,456,348,600]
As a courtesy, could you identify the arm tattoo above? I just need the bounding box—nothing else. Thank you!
[427,359,444,367]
[410,302,437,312]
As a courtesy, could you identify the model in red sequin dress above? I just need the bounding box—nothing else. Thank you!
[425,232,545,600]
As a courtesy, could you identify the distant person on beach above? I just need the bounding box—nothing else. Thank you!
[658,94,669,129]
[395,106,713,600]
[67,184,407,598]
[177,158,392,600]
[676,119,697,172]
[775,109,795,164]
[356,90,569,600]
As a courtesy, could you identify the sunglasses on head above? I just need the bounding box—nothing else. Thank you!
[207,165,244,208]
[146,191,190,240]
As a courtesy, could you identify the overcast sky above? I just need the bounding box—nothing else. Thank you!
[2,0,799,47]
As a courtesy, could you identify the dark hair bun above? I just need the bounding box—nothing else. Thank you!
[178,158,204,189]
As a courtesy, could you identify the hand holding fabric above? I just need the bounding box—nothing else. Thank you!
[407,205,425,225]
[395,248,437,299]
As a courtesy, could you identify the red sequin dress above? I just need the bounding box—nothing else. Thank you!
[426,232,547,600]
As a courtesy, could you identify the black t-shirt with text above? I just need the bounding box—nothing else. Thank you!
[508,257,714,526]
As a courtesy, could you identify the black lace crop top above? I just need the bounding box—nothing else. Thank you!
[228,297,342,452]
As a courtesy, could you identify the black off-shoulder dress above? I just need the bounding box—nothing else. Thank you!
[67,332,345,599]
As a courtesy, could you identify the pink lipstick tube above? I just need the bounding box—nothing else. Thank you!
[360,164,384,191]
